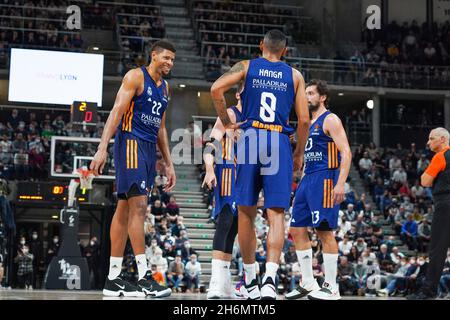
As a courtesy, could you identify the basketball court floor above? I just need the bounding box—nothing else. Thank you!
[0,289,407,300]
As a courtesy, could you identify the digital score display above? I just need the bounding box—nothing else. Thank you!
[70,101,98,128]
[17,182,89,203]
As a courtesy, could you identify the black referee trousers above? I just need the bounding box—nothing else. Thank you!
[424,195,450,293]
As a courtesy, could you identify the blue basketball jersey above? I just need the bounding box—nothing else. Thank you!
[239,58,295,135]
[118,66,169,143]
[213,106,242,217]
[304,110,341,174]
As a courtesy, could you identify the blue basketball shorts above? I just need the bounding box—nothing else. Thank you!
[113,130,156,197]
[235,129,293,209]
[290,169,340,229]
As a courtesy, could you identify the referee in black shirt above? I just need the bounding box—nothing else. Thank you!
[408,127,450,299]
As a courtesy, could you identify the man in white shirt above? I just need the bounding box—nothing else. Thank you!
[185,254,202,293]
[389,155,402,175]
[358,152,372,177]
[392,167,407,183]
[338,235,353,255]
[411,180,425,199]
[390,247,405,265]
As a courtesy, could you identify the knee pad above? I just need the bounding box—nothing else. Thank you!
[213,205,237,254]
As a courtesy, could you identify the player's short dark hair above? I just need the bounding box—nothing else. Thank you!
[263,29,287,53]
[150,40,176,53]
[306,79,329,106]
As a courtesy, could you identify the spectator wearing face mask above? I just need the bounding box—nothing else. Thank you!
[181,241,198,264]
[167,254,185,292]
[46,236,60,265]
[149,248,168,276]
[338,235,353,256]
[150,264,165,286]
[171,216,186,238]
[354,257,368,296]
[338,213,352,238]
[29,231,42,289]
[14,245,34,289]
[378,256,410,296]
[175,230,189,251]
[407,256,428,294]
[145,238,160,262]
[84,237,100,289]
[184,254,201,293]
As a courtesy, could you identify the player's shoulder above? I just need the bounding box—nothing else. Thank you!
[323,111,343,128]
[233,59,249,71]
[123,67,144,84]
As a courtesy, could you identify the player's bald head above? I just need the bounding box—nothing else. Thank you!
[263,29,287,54]
[431,127,450,142]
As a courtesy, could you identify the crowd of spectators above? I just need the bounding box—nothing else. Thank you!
[354,141,435,254]
[0,108,108,180]
[331,19,450,89]
[0,0,84,68]
[192,0,317,80]
[116,1,165,77]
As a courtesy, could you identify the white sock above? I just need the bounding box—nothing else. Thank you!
[243,263,256,285]
[135,254,148,279]
[323,253,338,289]
[263,262,278,283]
[296,249,314,286]
[108,257,123,280]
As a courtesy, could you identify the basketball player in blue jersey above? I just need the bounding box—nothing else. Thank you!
[202,89,243,299]
[210,30,310,300]
[286,79,352,300]
[90,41,176,297]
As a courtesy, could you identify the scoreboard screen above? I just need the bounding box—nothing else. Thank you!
[17,182,89,203]
[71,101,98,128]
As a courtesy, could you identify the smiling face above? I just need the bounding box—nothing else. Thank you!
[151,49,175,76]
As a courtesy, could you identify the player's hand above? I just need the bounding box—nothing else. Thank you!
[331,183,345,205]
[202,169,217,190]
[90,148,108,176]
[225,120,247,130]
[289,134,295,144]
[164,164,176,192]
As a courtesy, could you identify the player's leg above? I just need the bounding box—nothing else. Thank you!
[309,227,340,300]
[286,177,320,299]
[133,140,171,298]
[127,193,148,275]
[208,204,238,299]
[260,133,293,299]
[109,199,129,265]
[260,207,284,299]
[103,195,143,297]
[308,170,341,300]
[238,205,259,291]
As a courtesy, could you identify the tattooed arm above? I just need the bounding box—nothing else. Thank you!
[210,60,248,128]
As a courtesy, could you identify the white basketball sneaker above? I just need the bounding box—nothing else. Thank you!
[285,280,320,300]
[207,276,223,299]
[307,282,341,300]
[222,270,233,298]
[260,276,277,300]
[245,278,261,300]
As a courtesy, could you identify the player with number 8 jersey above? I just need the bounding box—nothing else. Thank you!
[210,30,310,300]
